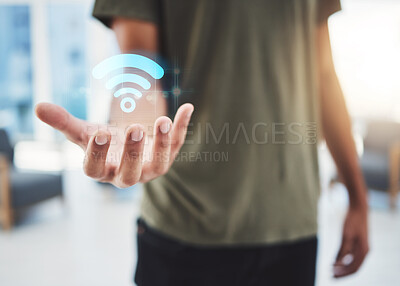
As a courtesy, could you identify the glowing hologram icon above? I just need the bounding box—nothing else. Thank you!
[114,87,142,98]
[120,97,136,113]
[92,54,164,113]
[106,74,151,90]
[92,54,164,79]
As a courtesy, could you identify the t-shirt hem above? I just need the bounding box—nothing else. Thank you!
[140,212,318,247]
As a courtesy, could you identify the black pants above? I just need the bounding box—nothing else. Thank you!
[135,219,317,286]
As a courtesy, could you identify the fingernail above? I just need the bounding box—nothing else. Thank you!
[160,122,171,134]
[95,135,108,145]
[131,129,144,142]
[186,110,193,118]
[333,266,343,275]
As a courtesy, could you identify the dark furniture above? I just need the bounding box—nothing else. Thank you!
[360,121,400,208]
[0,129,63,229]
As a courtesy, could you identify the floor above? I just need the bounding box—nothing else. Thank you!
[0,169,399,286]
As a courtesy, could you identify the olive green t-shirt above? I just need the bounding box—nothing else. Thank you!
[93,0,341,245]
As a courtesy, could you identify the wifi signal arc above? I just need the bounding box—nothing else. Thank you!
[114,88,142,98]
[92,54,164,113]
[106,74,151,91]
[92,54,164,80]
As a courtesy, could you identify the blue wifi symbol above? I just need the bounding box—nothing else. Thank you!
[92,54,164,113]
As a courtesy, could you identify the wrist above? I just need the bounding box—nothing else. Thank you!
[345,175,368,211]
[348,185,368,211]
[349,194,368,213]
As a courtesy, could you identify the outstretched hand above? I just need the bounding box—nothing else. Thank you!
[35,102,194,188]
[334,207,369,278]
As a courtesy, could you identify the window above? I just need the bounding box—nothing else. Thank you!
[329,0,400,121]
[0,5,33,140]
[48,3,88,121]
[0,1,98,142]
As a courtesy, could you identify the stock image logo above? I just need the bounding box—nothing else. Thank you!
[92,54,164,113]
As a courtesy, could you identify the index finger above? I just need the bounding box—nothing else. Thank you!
[35,102,89,147]
[170,103,194,160]
[334,246,366,278]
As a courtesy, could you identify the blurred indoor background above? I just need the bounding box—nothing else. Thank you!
[0,0,399,285]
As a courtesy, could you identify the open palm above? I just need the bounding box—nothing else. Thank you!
[35,102,194,188]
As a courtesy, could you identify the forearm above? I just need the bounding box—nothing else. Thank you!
[110,17,167,131]
[317,23,367,210]
[320,72,367,209]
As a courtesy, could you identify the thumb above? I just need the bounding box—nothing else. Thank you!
[335,235,353,265]
[35,102,89,147]
[35,102,70,131]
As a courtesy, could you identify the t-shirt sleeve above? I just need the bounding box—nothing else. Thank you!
[92,0,161,28]
[317,0,342,23]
